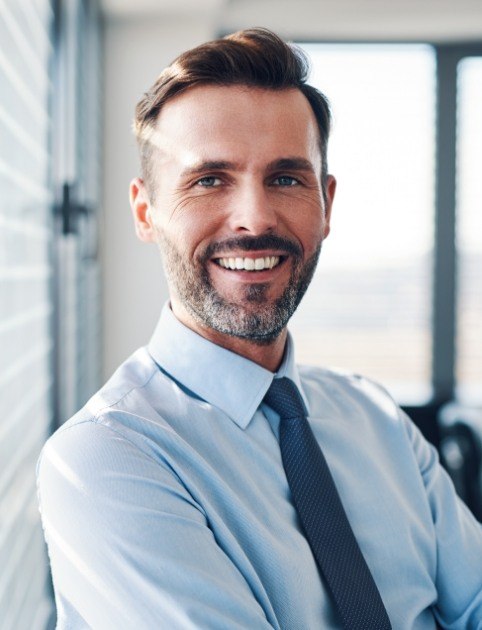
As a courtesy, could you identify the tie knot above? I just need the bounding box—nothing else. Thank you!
[264,377,306,420]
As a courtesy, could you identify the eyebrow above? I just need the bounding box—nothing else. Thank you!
[267,157,316,172]
[180,161,240,178]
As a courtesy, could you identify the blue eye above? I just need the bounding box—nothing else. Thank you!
[197,176,221,187]
[274,176,299,186]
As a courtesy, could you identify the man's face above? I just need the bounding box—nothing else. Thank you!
[132,85,335,344]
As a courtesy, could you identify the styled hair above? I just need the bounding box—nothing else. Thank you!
[134,27,331,196]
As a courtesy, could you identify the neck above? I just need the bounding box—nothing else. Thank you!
[170,300,287,373]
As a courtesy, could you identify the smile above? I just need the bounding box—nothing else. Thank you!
[215,256,281,271]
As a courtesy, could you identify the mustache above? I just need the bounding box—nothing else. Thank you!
[202,234,302,261]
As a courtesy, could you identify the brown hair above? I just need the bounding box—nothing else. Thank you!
[134,27,331,197]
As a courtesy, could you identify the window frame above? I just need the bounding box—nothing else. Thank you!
[289,39,482,444]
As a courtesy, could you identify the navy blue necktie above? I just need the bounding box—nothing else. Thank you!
[264,377,391,630]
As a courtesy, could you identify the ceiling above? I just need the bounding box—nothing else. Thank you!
[100,0,482,42]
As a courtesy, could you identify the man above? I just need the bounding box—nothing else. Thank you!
[37,28,482,629]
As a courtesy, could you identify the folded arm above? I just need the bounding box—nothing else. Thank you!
[37,421,275,630]
[402,411,482,629]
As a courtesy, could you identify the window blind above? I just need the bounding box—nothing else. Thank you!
[0,0,55,626]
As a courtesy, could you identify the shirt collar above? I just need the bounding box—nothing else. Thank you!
[147,304,309,429]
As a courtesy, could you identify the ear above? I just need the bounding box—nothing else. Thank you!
[322,175,336,239]
[129,177,157,243]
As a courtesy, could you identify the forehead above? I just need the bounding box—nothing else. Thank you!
[151,85,322,169]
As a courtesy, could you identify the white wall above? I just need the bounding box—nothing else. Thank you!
[102,16,216,378]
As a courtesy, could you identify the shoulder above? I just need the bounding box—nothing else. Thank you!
[298,364,440,471]
[36,347,206,531]
[38,347,186,478]
[298,365,444,492]
[298,364,401,423]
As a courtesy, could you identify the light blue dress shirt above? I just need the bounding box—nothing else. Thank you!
[37,305,482,629]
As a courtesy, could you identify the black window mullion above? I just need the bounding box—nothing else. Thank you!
[432,43,482,406]
[432,46,459,405]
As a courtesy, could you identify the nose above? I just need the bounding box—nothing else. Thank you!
[228,181,278,235]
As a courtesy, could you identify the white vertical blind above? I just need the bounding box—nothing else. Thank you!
[0,0,55,626]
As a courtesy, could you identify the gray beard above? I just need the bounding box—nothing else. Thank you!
[159,234,321,345]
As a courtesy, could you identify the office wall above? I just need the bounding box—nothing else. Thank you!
[103,16,215,378]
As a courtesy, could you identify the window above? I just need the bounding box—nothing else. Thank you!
[290,42,482,412]
[290,45,435,404]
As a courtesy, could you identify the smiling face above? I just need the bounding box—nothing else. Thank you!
[131,85,336,362]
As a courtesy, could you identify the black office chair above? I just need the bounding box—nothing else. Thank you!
[438,403,482,522]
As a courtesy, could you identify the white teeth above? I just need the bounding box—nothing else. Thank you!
[217,256,281,271]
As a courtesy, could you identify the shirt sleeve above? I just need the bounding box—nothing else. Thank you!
[36,420,275,630]
[400,410,482,629]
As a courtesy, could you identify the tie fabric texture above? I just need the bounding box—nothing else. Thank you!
[264,377,392,630]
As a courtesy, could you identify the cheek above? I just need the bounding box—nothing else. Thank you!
[154,196,226,257]
[301,228,324,259]
[282,206,324,255]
